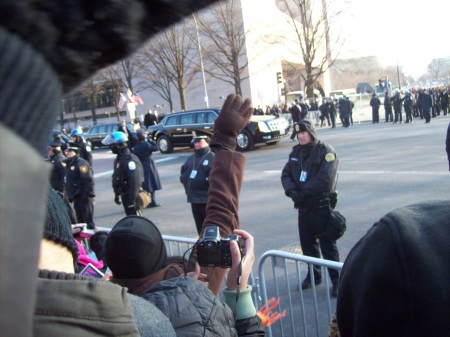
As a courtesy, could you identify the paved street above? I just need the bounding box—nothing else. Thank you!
[91,115,450,264]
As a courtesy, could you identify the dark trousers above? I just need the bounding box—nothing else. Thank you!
[191,203,207,235]
[423,108,431,123]
[405,108,413,123]
[121,193,139,216]
[73,195,95,229]
[394,107,402,123]
[320,113,331,126]
[298,208,340,285]
[330,112,336,127]
[384,106,393,122]
[372,108,379,123]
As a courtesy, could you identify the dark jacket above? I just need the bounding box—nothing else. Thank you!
[132,140,162,193]
[144,113,158,128]
[74,137,93,167]
[142,277,264,337]
[64,155,95,201]
[180,147,214,204]
[113,147,144,201]
[49,152,67,192]
[370,96,381,109]
[393,94,403,111]
[289,104,302,123]
[35,269,176,337]
[403,95,412,111]
[281,141,338,204]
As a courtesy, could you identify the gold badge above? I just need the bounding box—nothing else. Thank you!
[80,165,88,174]
[61,162,66,167]
[325,153,335,162]
[70,166,75,170]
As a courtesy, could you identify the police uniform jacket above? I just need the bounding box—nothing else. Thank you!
[75,138,93,167]
[113,147,144,201]
[393,95,403,111]
[180,147,214,204]
[281,140,338,206]
[49,152,67,192]
[65,155,95,201]
[370,96,381,108]
[403,95,412,111]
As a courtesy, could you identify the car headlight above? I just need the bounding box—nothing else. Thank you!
[258,121,271,132]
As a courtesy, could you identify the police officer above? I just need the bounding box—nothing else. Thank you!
[64,142,95,229]
[48,142,67,193]
[383,92,393,122]
[180,134,214,235]
[70,129,93,166]
[370,93,381,123]
[393,90,403,124]
[52,130,67,151]
[102,131,144,216]
[281,120,340,297]
[403,90,413,123]
[326,97,337,128]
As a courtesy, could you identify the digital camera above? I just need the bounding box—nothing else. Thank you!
[196,225,240,268]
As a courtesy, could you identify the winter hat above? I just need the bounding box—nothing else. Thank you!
[44,186,79,263]
[295,120,318,141]
[337,200,450,337]
[105,216,167,279]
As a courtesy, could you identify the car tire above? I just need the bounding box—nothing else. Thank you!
[236,130,254,151]
[157,135,173,154]
[86,139,93,149]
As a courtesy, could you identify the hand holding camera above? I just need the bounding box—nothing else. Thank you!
[226,229,254,292]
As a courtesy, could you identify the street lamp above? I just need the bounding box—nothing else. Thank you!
[192,14,209,108]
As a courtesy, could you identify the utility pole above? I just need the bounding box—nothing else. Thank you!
[192,14,209,108]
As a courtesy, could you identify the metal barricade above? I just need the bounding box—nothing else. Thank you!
[258,250,343,337]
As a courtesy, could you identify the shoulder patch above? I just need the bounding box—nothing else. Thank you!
[325,153,335,162]
[79,165,89,174]
[85,145,92,152]
[61,162,66,168]
[128,161,136,170]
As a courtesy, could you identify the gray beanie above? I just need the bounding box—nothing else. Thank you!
[295,120,318,141]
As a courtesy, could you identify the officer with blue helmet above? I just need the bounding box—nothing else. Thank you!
[102,131,144,215]
[70,128,93,166]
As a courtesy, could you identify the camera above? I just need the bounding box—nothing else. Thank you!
[196,225,240,268]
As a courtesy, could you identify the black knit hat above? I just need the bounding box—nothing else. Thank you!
[44,186,79,263]
[295,120,318,141]
[337,200,450,336]
[105,216,167,279]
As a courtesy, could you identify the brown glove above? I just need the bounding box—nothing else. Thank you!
[210,94,254,151]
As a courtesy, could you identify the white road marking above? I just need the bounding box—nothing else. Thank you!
[264,170,448,176]
[94,157,177,178]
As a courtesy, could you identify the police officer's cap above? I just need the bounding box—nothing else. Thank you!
[49,141,61,149]
[192,135,209,143]
[66,142,81,153]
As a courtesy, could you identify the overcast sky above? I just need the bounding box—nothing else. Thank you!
[333,0,449,78]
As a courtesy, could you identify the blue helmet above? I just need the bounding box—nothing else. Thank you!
[102,131,128,146]
[70,129,81,137]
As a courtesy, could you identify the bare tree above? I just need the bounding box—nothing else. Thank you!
[138,20,199,111]
[276,0,345,98]
[96,66,125,121]
[77,77,103,125]
[427,58,448,80]
[196,0,249,95]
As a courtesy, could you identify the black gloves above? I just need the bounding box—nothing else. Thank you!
[210,94,254,151]
[288,190,304,209]
[114,195,121,205]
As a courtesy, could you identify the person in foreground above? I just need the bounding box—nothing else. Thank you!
[336,200,450,337]
[35,187,176,337]
[105,215,264,336]
[0,1,231,336]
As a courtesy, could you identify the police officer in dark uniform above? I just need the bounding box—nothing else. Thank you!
[180,134,214,235]
[326,97,337,128]
[392,90,403,124]
[102,131,144,216]
[48,142,67,193]
[52,131,67,151]
[370,93,381,123]
[289,99,302,140]
[383,92,393,122]
[281,120,340,297]
[64,142,95,229]
[403,90,413,123]
[70,129,93,167]
[48,142,77,224]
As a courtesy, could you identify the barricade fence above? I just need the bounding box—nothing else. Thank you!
[79,226,341,335]
[258,250,343,337]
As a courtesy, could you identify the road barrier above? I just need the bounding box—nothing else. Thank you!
[258,250,343,337]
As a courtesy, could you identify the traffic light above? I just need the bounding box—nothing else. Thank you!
[276,72,282,84]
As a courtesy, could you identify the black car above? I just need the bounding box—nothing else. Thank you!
[84,122,136,149]
[147,108,290,154]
